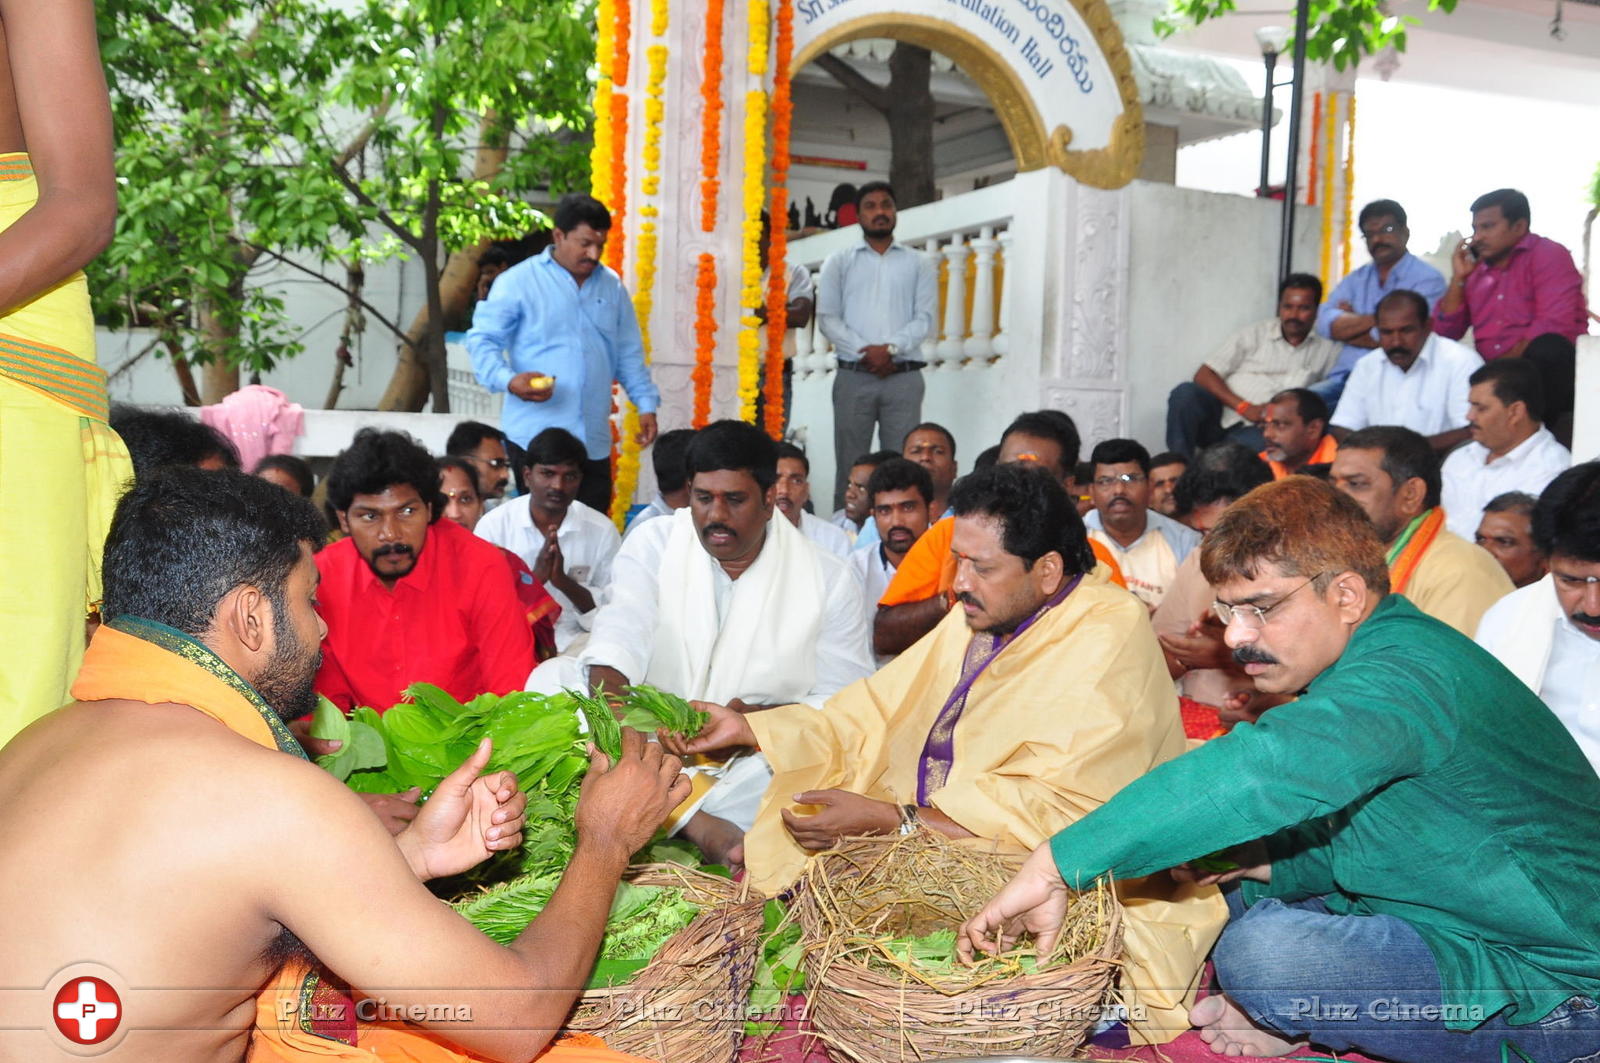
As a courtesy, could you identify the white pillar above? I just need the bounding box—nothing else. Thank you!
[921,238,941,362]
[936,234,968,367]
[992,228,1013,360]
[963,225,997,363]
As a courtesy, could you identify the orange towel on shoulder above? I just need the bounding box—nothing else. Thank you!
[878,516,1126,608]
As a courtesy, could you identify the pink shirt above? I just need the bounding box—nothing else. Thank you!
[1432,233,1589,358]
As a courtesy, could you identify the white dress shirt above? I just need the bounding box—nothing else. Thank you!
[849,543,898,667]
[475,498,620,651]
[1330,333,1483,437]
[1441,427,1571,539]
[816,240,939,363]
[578,512,873,709]
[799,510,854,558]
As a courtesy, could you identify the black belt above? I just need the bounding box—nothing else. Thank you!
[836,359,925,374]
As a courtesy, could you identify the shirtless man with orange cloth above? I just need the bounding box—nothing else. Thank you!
[0,468,688,1062]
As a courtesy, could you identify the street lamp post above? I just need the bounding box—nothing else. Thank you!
[1254,25,1289,198]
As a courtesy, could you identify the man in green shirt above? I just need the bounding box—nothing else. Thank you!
[959,475,1600,1062]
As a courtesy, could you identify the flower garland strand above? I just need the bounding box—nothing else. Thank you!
[1319,91,1338,286]
[693,254,718,426]
[737,89,769,421]
[1342,92,1357,282]
[761,0,795,438]
[698,0,726,233]
[591,0,616,202]
[605,89,629,275]
[611,43,669,531]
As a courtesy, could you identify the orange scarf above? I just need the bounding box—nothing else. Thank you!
[1387,507,1444,595]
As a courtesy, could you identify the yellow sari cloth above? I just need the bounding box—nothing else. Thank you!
[746,581,1227,1044]
[1,152,133,746]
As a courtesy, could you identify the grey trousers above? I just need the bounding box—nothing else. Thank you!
[831,367,924,509]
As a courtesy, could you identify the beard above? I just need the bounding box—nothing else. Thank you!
[253,606,324,724]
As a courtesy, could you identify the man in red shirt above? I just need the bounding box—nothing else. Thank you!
[315,429,536,711]
[1433,188,1589,445]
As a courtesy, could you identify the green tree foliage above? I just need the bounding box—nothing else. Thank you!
[93,0,595,408]
[1157,0,1459,71]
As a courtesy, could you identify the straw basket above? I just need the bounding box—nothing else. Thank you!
[565,863,765,1063]
[792,831,1123,1063]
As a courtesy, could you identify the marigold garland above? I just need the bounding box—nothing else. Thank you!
[1319,91,1338,287]
[650,0,668,37]
[591,78,614,203]
[761,0,795,438]
[693,253,718,427]
[748,0,770,75]
[605,90,629,275]
[613,0,632,87]
[1342,92,1357,281]
[737,89,768,422]
[698,0,726,233]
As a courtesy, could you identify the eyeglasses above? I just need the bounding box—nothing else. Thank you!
[1093,472,1147,488]
[1361,224,1401,240]
[1212,575,1321,630]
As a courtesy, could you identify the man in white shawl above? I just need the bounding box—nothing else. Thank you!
[530,420,874,862]
[1477,461,1600,773]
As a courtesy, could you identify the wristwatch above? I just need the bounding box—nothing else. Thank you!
[886,343,900,357]
[898,804,920,835]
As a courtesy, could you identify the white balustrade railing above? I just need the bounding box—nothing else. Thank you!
[785,181,1019,379]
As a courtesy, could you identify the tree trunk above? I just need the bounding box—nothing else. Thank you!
[196,289,243,404]
[171,354,202,406]
[376,115,512,411]
[886,44,936,207]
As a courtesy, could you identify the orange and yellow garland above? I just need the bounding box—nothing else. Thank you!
[693,254,717,427]
[761,0,795,438]
[698,0,726,235]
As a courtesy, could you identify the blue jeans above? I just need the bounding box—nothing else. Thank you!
[1214,890,1600,1062]
[1307,372,1347,415]
[1165,382,1268,459]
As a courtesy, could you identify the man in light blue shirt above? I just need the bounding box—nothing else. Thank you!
[467,193,659,514]
[816,182,938,510]
[1314,199,1446,411]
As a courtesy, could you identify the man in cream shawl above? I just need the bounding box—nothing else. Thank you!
[1477,462,1600,773]
[665,464,1226,1045]
[531,420,873,862]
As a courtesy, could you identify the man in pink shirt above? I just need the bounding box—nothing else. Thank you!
[1433,188,1589,446]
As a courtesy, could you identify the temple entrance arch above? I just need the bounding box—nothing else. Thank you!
[790,0,1145,188]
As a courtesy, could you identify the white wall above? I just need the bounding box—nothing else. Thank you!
[1124,182,1320,450]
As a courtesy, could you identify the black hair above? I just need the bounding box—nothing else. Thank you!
[1150,451,1188,471]
[1485,491,1538,517]
[855,181,896,210]
[1089,438,1152,474]
[1358,199,1407,229]
[903,421,956,458]
[110,404,241,480]
[974,444,1001,470]
[1375,288,1431,325]
[949,463,1095,575]
[1171,442,1274,516]
[1268,387,1331,426]
[1279,272,1323,305]
[652,428,697,494]
[325,428,445,519]
[826,183,858,213]
[866,456,934,507]
[252,454,316,498]
[525,426,589,470]
[552,192,612,233]
[445,420,505,457]
[102,467,326,635]
[850,450,896,470]
[478,246,514,270]
[775,440,810,476]
[437,455,481,495]
[1532,462,1600,563]
[684,419,779,492]
[1342,425,1442,509]
[1471,188,1530,226]
[1001,410,1081,474]
[1469,358,1546,423]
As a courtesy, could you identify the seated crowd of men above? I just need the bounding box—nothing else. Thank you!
[2,185,1594,1062]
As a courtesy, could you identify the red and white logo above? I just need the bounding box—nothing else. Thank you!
[52,976,122,1045]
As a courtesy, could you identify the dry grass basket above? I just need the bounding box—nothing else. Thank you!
[564,863,765,1063]
[791,830,1123,1063]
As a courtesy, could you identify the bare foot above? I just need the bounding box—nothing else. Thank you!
[1190,993,1306,1057]
[681,812,745,867]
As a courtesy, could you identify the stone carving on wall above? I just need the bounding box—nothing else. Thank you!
[1044,385,1123,449]
[1067,184,1129,384]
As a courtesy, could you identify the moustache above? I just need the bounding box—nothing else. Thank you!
[956,591,982,609]
[885,526,915,541]
[1233,645,1279,666]
[701,523,737,539]
[372,543,415,559]
[1571,612,1600,627]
